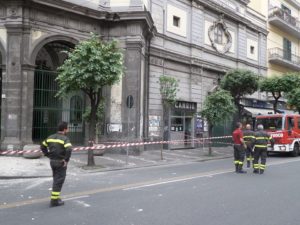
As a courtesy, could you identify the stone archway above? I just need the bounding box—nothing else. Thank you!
[31,36,85,144]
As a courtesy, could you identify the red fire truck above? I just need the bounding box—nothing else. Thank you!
[256,114,300,157]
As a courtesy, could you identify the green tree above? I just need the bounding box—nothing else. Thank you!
[159,75,179,158]
[220,69,259,121]
[260,73,300,113]
[56,33,124,166]
[201,89,236,156]
[286,88,300,114]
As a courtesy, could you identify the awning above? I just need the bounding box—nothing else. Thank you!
[243,107,273,117]
[243,107,296,117]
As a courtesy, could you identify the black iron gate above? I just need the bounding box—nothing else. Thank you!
[32,69,85,144]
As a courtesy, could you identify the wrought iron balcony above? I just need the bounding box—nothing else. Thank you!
[285,0,300,9]
[269,7,300,38]
[269,47,300,70]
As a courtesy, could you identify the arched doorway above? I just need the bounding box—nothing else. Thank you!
[32,40,85,144]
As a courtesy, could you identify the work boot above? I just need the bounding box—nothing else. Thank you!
[253,169,259,174]
[237,165,247,174]
[259,169,264,175]
[247,161,251,168]
[50,199,65,207]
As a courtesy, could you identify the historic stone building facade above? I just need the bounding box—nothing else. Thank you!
[0,0,155,150]
[147,0,268,148]
[0,0,267,150]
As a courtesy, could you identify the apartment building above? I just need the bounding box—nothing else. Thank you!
[249,0,300,112]
[249,0,300,75]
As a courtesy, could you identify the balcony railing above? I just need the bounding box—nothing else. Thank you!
[269,7,300,38]
[269,47,300,70]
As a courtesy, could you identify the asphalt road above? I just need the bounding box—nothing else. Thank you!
[1,155,300,225]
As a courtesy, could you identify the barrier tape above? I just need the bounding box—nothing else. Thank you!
[0,135,233,156]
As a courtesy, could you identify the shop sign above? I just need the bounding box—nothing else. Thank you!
[174,101,197,111]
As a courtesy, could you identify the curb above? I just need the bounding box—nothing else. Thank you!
[0,175,51,180]
[0,155,233,179]
[80,155,233,173]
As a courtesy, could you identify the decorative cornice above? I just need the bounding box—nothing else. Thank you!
[150,46,230,73]
[194,0,267,35]
[155,33,267,71]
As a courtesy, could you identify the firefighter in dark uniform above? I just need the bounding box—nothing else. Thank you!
[41,121,72,207]
[253,124,274,174]
[243,124,255,168]
[232,122,247,173]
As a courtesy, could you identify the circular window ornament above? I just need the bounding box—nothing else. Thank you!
[208,15,232,54]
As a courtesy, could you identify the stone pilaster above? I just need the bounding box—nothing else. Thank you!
[1,24,23,150]
[122,40,144,140]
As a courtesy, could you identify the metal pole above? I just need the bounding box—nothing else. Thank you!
[126,108,129,165]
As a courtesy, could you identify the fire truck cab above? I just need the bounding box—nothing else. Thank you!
[255,114,300,157]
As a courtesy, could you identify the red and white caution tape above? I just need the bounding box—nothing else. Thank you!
[0,135,233,155]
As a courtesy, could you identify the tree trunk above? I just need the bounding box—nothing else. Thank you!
[232,99,241,129]
[162,101,170,152]
[272,92,281,114]
[208,124,213,156]
[273,98,279,114]
[87,102,97,166]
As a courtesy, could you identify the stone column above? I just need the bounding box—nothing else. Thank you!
[20,64,35,145]
[122,40,144,141]
[1,24,23,150]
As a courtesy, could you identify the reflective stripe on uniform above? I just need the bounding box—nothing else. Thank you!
[238,162,243,165]
[253,164,259,169]
[51,192,60,196]
[234,160,239,165]
[244,136,255,139]
[42,141,48,147]
[259,164,266,169]
[255,137,269,140]
[255,145,268,148]
[64,143,72,148]
[51,191,60,199]
[51,196,59,200]
[47,139,65,145]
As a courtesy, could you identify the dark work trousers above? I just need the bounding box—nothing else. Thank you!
[50,160,67,192]
[253,147,267,170]
[245,145,253,162]
[233,144,245,166]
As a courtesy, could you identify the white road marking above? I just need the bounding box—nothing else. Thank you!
[123,170,230,190]
[123,158,300,191]
[74,200,91,208]
[64,195,89,201]
[268,158,300,166]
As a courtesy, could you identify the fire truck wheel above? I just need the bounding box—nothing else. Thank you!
[291,143,300,157]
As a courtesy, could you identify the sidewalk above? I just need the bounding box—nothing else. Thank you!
[0,146,233,179]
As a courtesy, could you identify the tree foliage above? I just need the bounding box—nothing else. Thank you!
[57,34,124,100]
[159,75,179,105]
[201,89,236,156]
[56,33,124,166]
[260,73,300,113]
[201,89,236,127]
[220,69,259,101]
[220,69,259,119]
[286,88,300,114]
